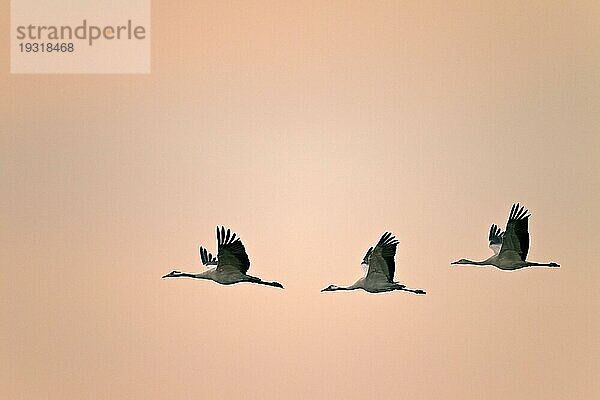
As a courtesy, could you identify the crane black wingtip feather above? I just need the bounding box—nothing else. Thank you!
[508,203,530,222]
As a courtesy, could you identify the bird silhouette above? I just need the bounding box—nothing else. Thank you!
[451,203,560,270]
[322,232,426,294]
[162,226,284,288]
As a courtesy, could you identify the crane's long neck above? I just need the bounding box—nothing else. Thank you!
[338,284,360,291]
[323,285,358,292]
[163,270,212,279]
[322,281,363,292]
[177,272,205,278]
[481,256,498,266]
[457,258,493,266]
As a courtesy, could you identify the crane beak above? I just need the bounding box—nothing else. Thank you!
[162,269,181,278]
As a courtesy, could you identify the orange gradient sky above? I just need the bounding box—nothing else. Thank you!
[2,1,600,399]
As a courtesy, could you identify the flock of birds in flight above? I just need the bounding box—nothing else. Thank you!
[162,203,560,294]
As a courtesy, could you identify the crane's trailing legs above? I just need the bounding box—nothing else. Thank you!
[525,262,560,267]
[246,275,284,288]
[398,286,426,295]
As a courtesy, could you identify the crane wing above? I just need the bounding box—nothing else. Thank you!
[488,224,504,255]
[362,247,374,265]
[366,232,398,282]
[199,246,218,267]
[360,246,373,274]
[215,226,250,274]
[499,203,530,261]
